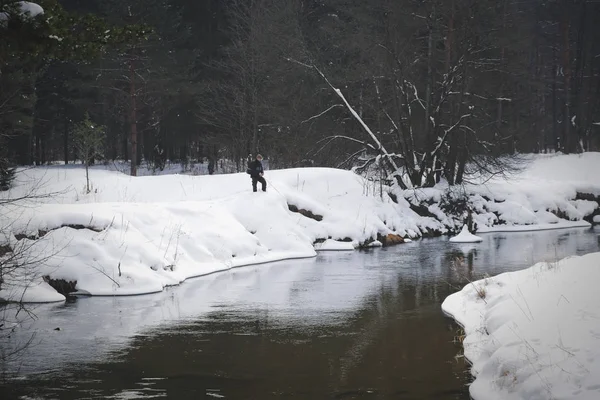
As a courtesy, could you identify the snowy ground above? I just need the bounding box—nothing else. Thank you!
[442,252,600,400]
[0,166,433,301]
[1,153,598,301]
[401,152,600,233]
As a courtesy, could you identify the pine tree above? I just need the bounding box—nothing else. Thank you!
[72,113,106,193]
[0,157,16,191]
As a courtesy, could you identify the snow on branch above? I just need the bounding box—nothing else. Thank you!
[404,80,426,111]
[326,79,401,171]
[315,135,377,153]
[286,57,401,174]
[301,104,344,124]
[449,92,512,102]
[0,1,44,22]
[336,148,367,169]
[431,114,472,157]
[18,1,43,17]
[285,57,313,69]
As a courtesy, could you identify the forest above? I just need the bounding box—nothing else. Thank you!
[2,0,600,188]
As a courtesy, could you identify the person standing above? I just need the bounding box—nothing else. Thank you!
[247,154,267,192]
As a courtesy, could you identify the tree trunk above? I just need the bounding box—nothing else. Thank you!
[573,1,587,153]
[138,126,144,166]
[445,136,457,185]
[41,128,47,165]
[85,163,90,193]
[122,129,129,162]
[442,0,457,184]
[130,58,138,176]
[455,128,469,185]
[64,113,69,164]
[445,0,455,71]
[561,11,571,153]
[252,96,258,153]
[552,46,559,151]
[35,133,41,166]
[424,6,435,135]
[497,0,507,137]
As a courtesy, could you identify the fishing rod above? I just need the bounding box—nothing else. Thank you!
[262,175,283,196]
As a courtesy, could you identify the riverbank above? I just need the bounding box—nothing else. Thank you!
[399,152,600,233]
[0,166,433,302]
[1,153,598,301]
[442,251,600,400]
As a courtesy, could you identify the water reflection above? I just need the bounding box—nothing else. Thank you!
[1,227,598,399]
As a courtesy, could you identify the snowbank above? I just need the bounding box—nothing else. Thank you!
[400,153,600,233]
[449,225,482,243]
[2,152,599,301]
[1,167,421,301]
[442,252,600,400]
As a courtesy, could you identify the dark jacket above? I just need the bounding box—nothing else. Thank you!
[248,160,264,177]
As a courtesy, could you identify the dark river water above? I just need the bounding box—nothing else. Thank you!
[1,227,599,399]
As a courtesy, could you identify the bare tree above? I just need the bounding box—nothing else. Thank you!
[197,0,309,170]
[288,0,524,188]
[0,181,68,373]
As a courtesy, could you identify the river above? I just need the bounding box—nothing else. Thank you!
[1,227,599,399]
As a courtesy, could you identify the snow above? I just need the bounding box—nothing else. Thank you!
[477,220,591,233]
[516,153,600,195]
[442,252,600,400]
[399,153,600,233]
[0,1,44,21]
[1,279,65,303]
[449,225,483,243]
[1,166,419,301]
[18,1,43,17]
[2,152,599,302]
[594,215,600,224]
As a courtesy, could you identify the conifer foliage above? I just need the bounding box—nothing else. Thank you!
[1,0,600,182]
[0,157,16,191]
[72,113,106,193]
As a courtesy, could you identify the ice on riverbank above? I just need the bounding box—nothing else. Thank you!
[314,239,355,251]
[442,251,600,400]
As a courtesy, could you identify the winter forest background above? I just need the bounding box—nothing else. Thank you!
[2,0,600,188]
